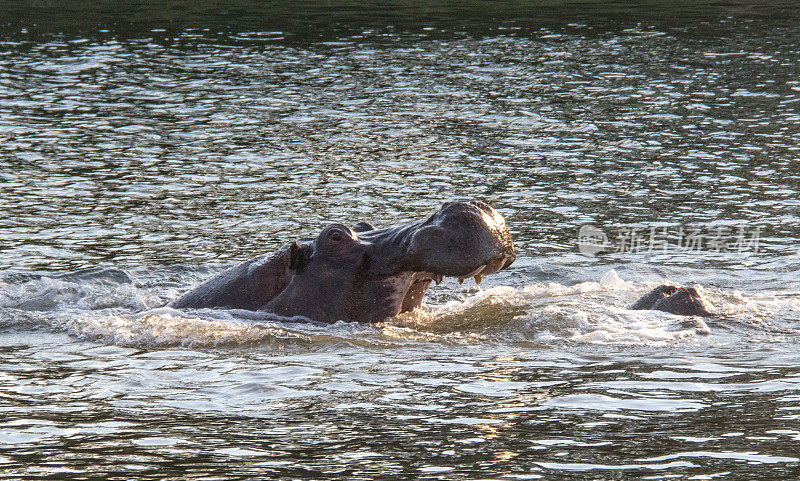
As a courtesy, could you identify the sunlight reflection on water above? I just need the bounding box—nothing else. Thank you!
[2,2,800,479]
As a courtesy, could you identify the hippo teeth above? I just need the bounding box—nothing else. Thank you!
[440,260,506,287]
[455,265,487,286]
[481,256,507,276]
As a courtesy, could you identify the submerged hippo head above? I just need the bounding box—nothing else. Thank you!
[631,284,714,317]
[171,200,515,323]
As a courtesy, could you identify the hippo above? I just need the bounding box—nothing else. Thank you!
[171,200,516,323]
[630,284,714,317]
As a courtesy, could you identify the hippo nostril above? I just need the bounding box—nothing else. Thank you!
[473,200,492,213]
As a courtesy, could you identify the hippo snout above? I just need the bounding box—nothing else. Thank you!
[407,200,515,277]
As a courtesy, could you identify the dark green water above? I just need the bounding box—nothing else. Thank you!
[1,2,799,479]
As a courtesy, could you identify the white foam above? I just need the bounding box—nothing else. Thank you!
[56,312,312,348]
[0,275,156,312]
[389,270,725,345]
[3,268,796,349]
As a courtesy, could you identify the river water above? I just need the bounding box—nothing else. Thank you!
[1,2,800,479]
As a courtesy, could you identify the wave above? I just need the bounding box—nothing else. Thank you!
[1,267,797,349]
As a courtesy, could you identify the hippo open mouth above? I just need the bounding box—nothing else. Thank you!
[171,200,515,323]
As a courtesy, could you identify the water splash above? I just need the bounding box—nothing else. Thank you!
[1,267,797,350]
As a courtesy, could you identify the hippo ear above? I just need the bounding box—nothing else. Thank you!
[248,242,310,309]
[289,241,312,272]
[352,222,375,233]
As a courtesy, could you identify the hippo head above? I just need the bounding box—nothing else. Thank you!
[631,284,715,317]
[263,200,516,323]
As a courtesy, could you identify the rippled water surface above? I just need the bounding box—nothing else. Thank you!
[2,2,800,479]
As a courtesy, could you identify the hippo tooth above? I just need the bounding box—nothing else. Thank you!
[458,277,465,285]
[481,256,506,275]
[434,274,443,285]
[461,266,485,278]
[474,273,482,285]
